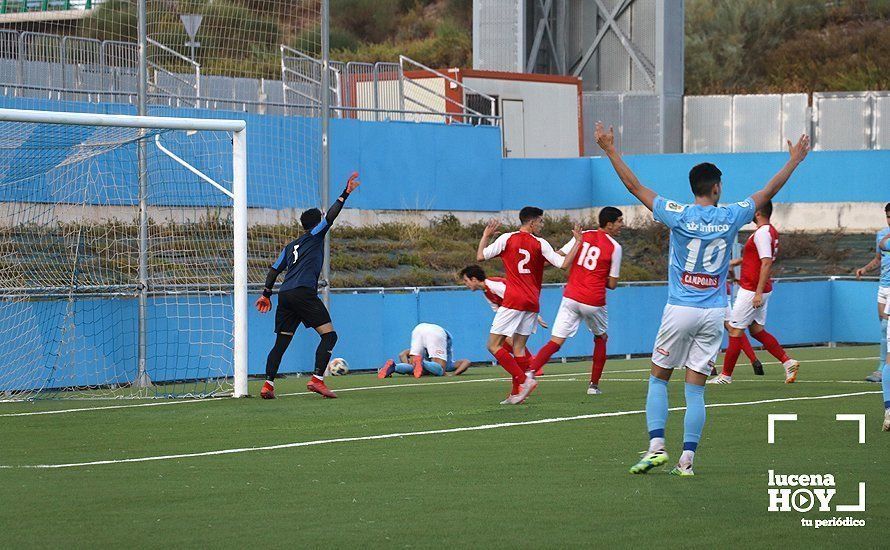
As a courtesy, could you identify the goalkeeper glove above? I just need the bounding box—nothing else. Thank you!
[256,295,271,313]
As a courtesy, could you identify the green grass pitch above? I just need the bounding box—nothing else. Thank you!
[0,345,886,548]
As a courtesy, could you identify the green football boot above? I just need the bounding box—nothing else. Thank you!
[629,450,668,474]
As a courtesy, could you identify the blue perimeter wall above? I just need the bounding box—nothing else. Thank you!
[2,96,888,210]
[0,280,881,390]
[3,279,878,388]
[264,278,879,374]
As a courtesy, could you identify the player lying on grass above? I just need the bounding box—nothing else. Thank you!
[256,172,360,400]
[459,264,546,375]
[595,121,810,476]
[477,209,582,404]
[709,200,799,385]
[528,207,623,395]
[855,202,890,384]
[377,323,471,378]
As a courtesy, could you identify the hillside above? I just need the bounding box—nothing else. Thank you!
[68,0,888,92]
[324,216,873,288]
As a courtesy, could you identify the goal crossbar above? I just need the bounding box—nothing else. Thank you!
[0,107,249,398]
[0,108,246,133]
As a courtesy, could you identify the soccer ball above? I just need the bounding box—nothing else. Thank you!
[328,357,349,376]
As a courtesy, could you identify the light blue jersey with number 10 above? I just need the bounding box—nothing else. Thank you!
[653,195,756,309]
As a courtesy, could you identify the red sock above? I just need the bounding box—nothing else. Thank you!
[494,348,526,384]
[500,341,513,354]
[591,335,607,384]
[721,336,743,376]
[751,330,789,363]
[516,353,530,373]
[530,340,561,372]
[739,333,758,363]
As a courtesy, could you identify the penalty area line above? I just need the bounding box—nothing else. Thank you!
[2,390,879,470]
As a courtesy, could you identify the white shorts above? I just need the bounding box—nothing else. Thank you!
[551,297,608,339]
[410,323,452,363]
[879,286,890,306]
[490,307,538,337]
[652,304,725,376]
[728,288,771,329]
[724,303,732,322]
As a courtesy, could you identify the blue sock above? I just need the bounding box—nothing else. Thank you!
[646,376,669,439]
[422,360,444,376]
[393,362,413,375]
[881,318,888,372]
[882,362,890,409]
[683,383,706,452]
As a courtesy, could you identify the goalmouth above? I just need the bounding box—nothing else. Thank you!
[0,108,248,400]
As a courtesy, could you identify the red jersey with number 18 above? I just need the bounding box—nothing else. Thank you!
[482,231,564,312]
[559,230,622,307]
[739,224,778,293]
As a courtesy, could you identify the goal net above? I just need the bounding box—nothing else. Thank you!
[0,109,247,400]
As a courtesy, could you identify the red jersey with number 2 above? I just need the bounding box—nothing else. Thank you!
[483,231,564,312]
[560,230,622,307]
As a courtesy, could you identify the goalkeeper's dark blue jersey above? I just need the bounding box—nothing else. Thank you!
[273,218,330,292]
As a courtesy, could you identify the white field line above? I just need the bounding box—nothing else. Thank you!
[1,390,879,470]
[518,378,872,385]
[0,355,878,418]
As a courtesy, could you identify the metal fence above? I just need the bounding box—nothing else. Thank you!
[684,92,889,153]
[582,92,661,155]
[0,28,497,125]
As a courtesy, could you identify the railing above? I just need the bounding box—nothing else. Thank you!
[147,38,200,108]
[279,44,341,116]
[0,28,500,126]
[399,55,499,125]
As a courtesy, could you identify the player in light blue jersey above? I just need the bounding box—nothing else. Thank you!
[595,121,810,475]
[855,203,890,390]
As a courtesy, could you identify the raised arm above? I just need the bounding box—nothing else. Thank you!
[750,135,810,209]
[476,219,500,262]
[595,122,656,211]
[323,172,360,227]
[560,225,584,269]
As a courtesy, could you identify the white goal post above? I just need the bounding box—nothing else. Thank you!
[0,108,249,398]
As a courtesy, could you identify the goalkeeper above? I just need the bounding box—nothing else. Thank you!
[256,172,360,400]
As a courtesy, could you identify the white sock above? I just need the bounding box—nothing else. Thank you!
[680,450,695,465]
[648,437,665,453]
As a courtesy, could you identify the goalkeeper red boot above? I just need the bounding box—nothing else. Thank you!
[260,381,275,399]
[307,377,338,398]
[412,355,424,378]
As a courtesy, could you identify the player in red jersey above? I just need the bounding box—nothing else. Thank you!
[709,200,799,384]
[459,265,547,386]
[528,207,623,394]
[476,207,582,404]
[715,275,763,376]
